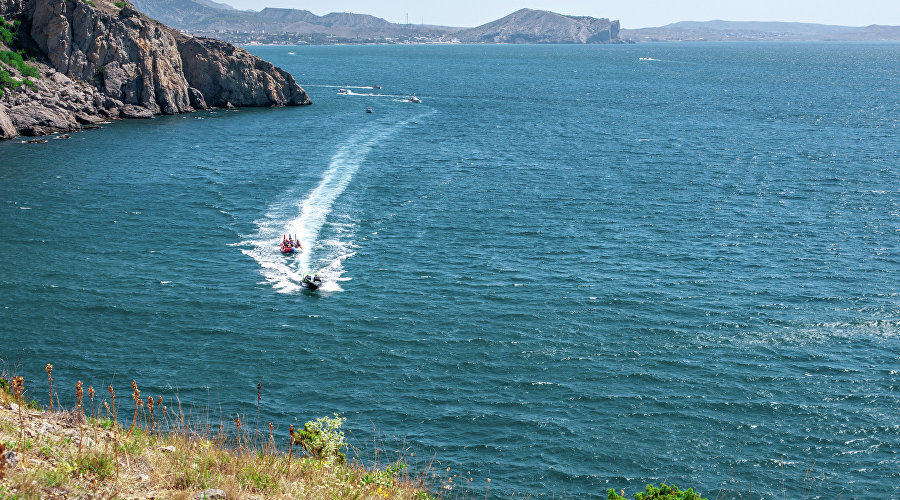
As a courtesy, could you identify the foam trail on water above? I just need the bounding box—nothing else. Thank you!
[239,113,430,293]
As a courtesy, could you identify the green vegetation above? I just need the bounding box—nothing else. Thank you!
[608,483,708,500]
[0,17,19,45]
[114,1,127,8]
[293,413,347,465]
[84,0,96,7]
[0,69,16,97]
[0,16,39,98]
[0,50,40,79]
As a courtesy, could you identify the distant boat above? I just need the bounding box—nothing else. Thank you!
[372,84,382,89]
[639,57,657,61]
[338,88,350,94]
[407,95,421,103]
[366,107,373,113]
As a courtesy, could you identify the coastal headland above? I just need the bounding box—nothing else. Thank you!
[0,0,310,140]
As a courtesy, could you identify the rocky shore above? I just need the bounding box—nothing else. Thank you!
[0,0,310,140]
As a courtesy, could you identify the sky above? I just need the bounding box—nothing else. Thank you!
[221,0,900,29]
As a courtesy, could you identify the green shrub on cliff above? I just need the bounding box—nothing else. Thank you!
[0,17,19,45]
[0,17,40,96]
[0,68,21,97]
[0,52,38,97]
[0,50,40,79]
[608,483,707,500]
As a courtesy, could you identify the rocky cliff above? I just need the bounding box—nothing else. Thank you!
[450,9,622,44]
[0,0,310,140]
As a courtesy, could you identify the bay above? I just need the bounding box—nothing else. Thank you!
[1,42,898,498]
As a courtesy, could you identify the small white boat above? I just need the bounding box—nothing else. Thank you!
[407,95,421,103]
[338,88,350,94]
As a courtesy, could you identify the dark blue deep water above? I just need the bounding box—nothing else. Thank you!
[2,43,899,498]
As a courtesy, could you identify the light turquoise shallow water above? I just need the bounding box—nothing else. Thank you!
[1,43,899,498]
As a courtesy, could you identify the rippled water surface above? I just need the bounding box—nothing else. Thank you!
[2,43,899,498]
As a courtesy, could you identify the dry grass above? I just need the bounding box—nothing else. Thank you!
[0,370,440,499]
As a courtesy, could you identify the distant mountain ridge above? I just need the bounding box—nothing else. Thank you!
[622,20,900,41]
[449,8,622,44]
[130,1,899,44]
[130,1,625,44]
[130,0,457,38]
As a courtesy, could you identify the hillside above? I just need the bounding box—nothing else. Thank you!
[621,20,900,41]
[449,8,622,44]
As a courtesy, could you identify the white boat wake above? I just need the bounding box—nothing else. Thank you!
[238,113,429,293]
[307,84,381,90]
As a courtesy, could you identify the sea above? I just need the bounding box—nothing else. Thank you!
[1,42,898,498]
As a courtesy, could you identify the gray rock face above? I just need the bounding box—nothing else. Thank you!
[0,0,23,18]
[0,105,18,139]
[7,100,78,135]
[451,8,621,44]
[1,0,310,139]
[174,33,309,107]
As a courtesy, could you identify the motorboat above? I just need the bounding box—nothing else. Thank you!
[372,84,382,89]
[280,234,302,254]
[366,107,373,113]
[407,95,421,103]
[338,88,350,94]
[302,274,323,291]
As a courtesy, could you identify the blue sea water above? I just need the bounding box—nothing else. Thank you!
[1,42,899,498]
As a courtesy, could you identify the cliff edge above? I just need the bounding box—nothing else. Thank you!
[0,0,310,140]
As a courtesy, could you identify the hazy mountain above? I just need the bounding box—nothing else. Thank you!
[193,0,237,10]
[621,20,900,41]
[450,8,622,43]
[130,0,458,39]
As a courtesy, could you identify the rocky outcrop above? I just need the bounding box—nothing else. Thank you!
[0,0,310,140]
[174,32,307,107]
[450,8,621,44]
[0,103,19,138]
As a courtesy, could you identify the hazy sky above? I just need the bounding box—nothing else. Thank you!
[221,0,900,28]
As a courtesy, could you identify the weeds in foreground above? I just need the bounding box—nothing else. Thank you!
[0,367,438,499]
